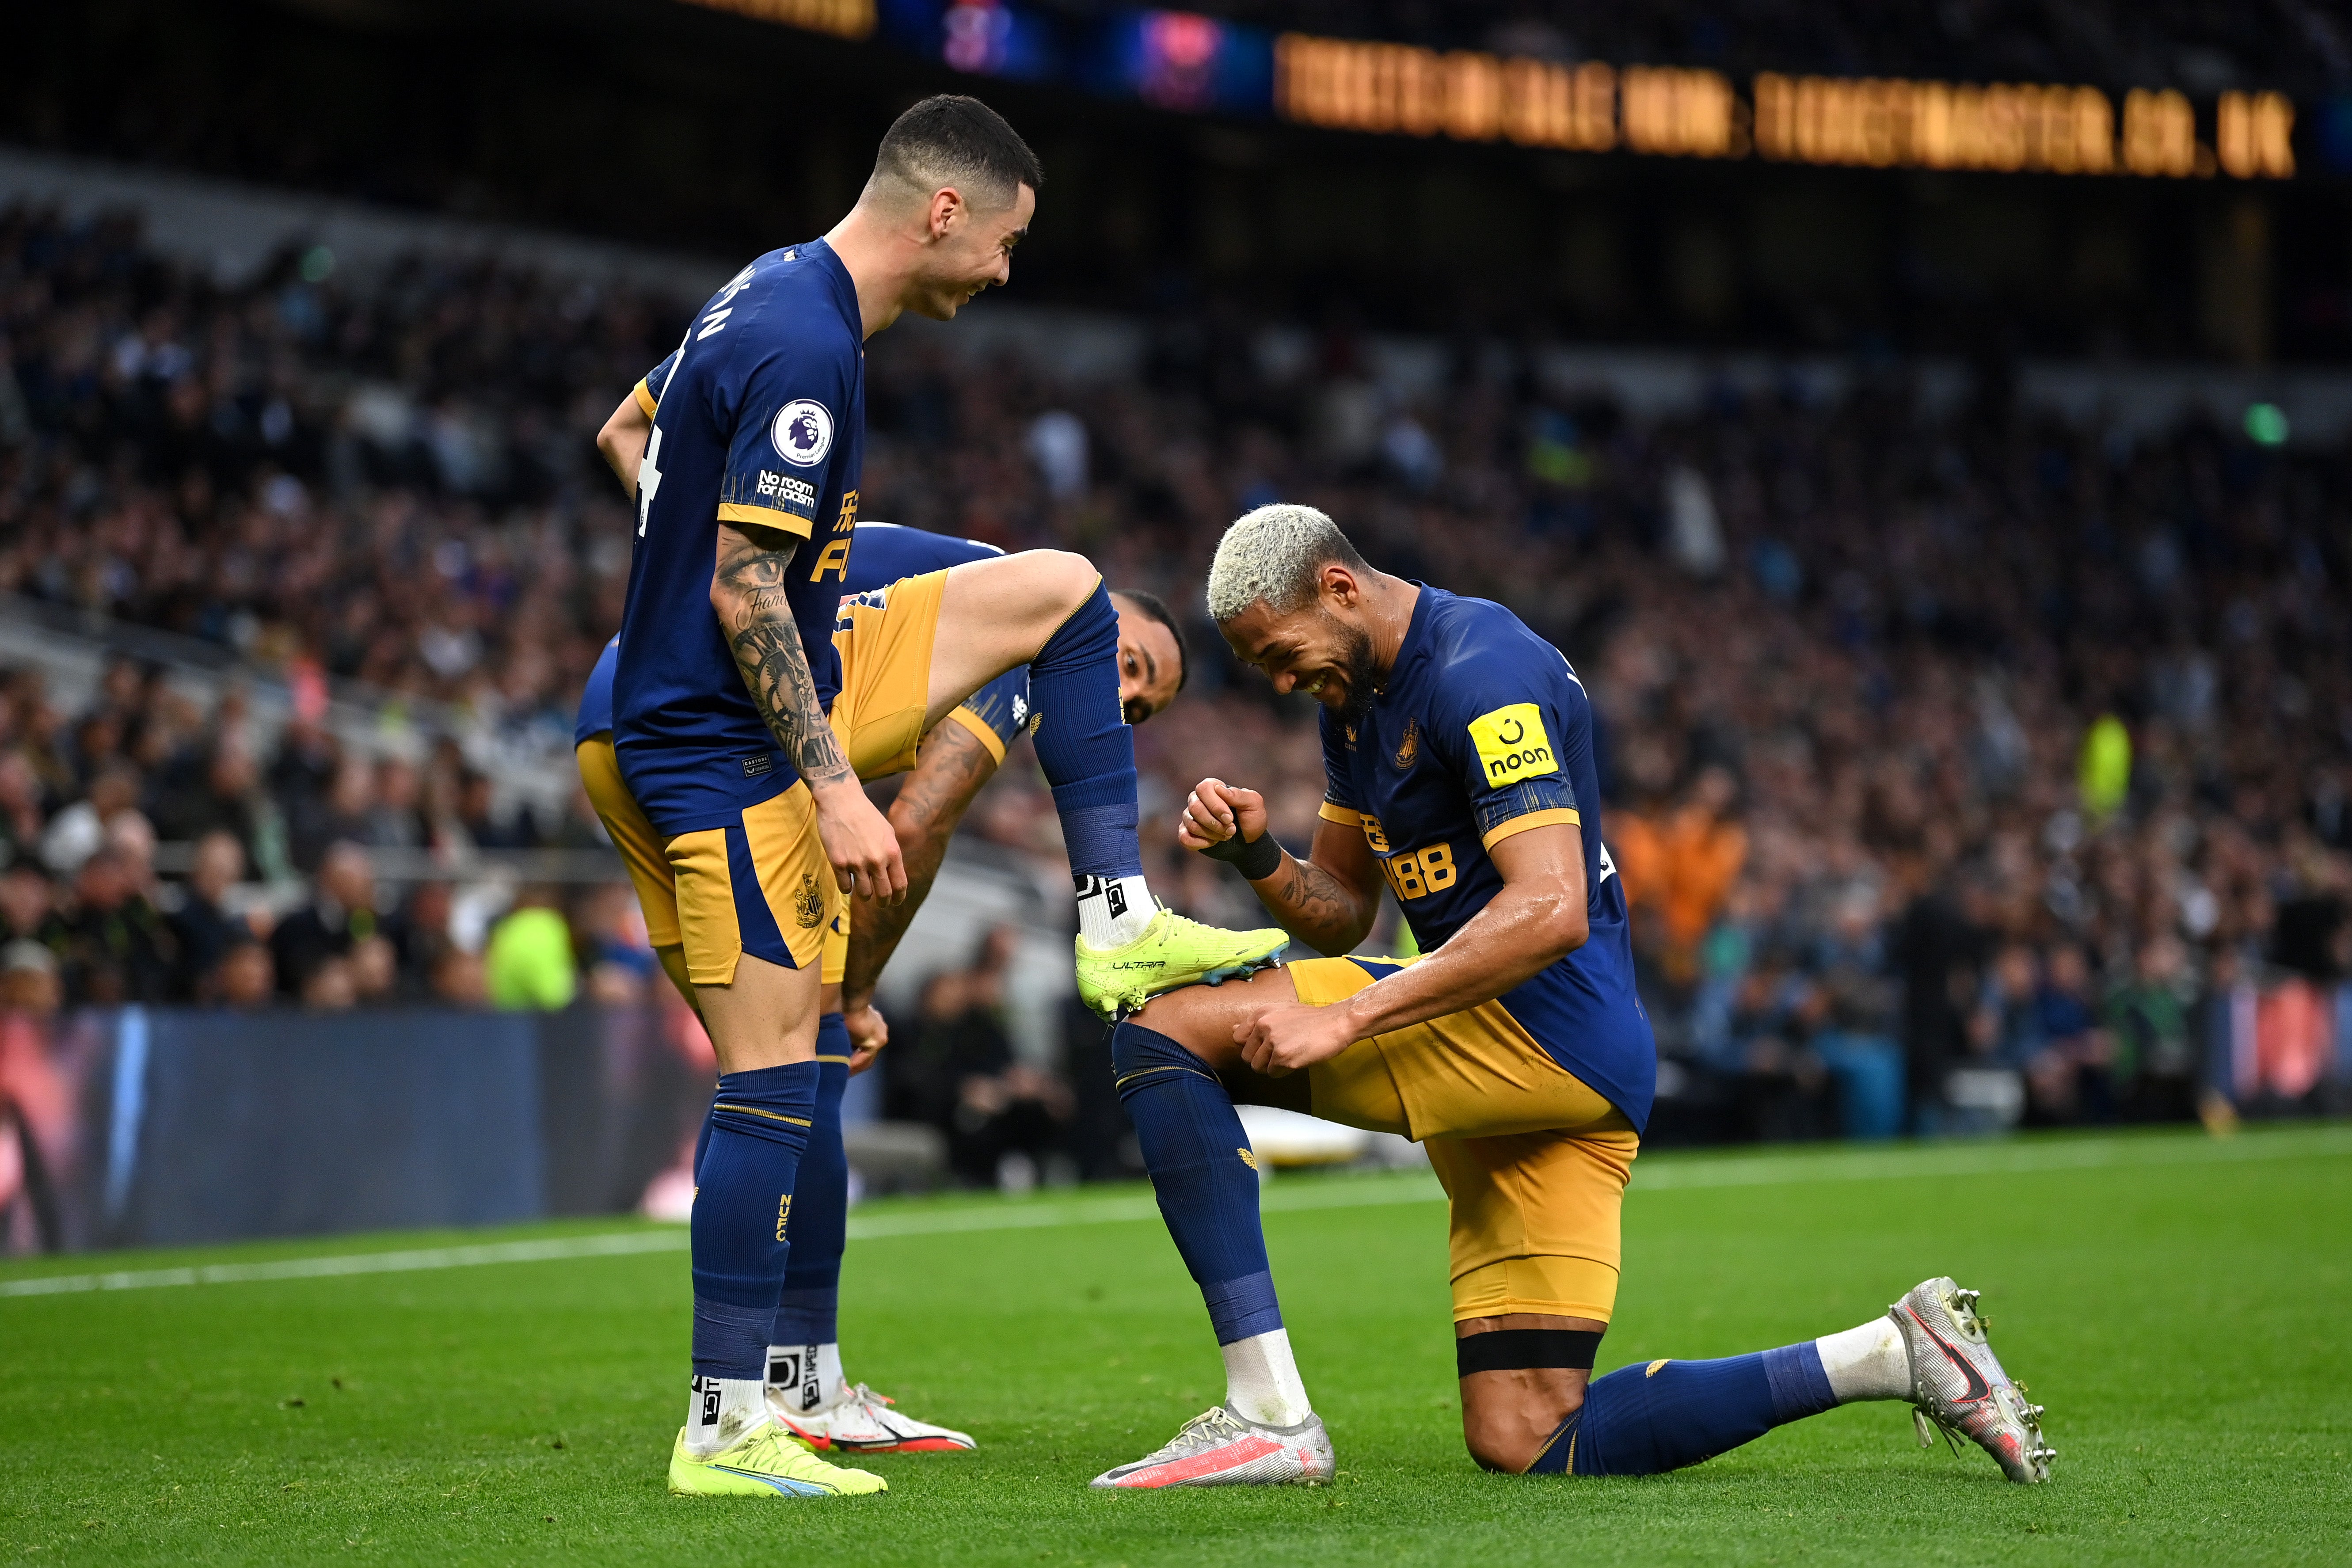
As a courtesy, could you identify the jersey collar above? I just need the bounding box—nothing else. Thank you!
[1377,582,1439,703]
[800,237,863,341]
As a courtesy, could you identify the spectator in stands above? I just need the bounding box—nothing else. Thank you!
[270,719,343,872]
[0,867,63,961]
[458,771,537,852]
[151,743,286,883]
[57,845,175,1005]
[207,940,276,1008]
[484,888,577,1011]
[430,947,488,1008]
[2029,941,2110,1123]
[38,762,140,875]
[389,879,459,997]
[0,941,61,1017]
[576,881,658,1005]
[168,830,255,1000]
[1614,764,1748,989]
[888,928,1073,1189]
[270,841,382,998]
[1891,853,1986,1136]
[1974,944,2046,1070]
[1807,882,1904,1140]
[350,933,400,1004]
[0,752,49,871]
[363,756,425,850]
[291,754,377,872]
[301,955,359,1010]
[2106,935,2199,1123]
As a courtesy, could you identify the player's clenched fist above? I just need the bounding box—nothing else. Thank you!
[1177,777,1268,852]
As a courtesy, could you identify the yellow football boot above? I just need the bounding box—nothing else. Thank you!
[667,1420,889,1498]
[1074,905,1289,1020]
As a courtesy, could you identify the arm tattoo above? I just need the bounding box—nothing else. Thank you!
[715,530,850,788]
[1273,857,1360,934]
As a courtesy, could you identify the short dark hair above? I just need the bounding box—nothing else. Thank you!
[1112,588,1188,693]
[873,95,1043,209]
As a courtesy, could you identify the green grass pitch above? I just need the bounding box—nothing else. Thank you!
[4,1124,2348,1565]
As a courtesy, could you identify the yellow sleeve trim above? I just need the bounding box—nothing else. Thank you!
[716,503,815,537]
[632,378,658,418]
[941,704,1009,765]
[1480,807,1582,851]
[1318,799,1363,826]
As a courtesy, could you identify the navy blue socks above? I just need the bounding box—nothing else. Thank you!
[1028,579,1143,886]
[689,1059,819,1382]
[1111,1022,1280,1343]
[1526,1343,1839,1476]
[773,1025,849,1350]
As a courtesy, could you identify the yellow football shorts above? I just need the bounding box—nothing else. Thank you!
[576,735,681,950]
[831,566,1010,774]
[579,738,851,990]
[1288,955,1640,1325]
[660,784,842,986]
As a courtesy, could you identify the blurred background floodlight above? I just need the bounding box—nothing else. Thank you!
[2245,402,2290,445]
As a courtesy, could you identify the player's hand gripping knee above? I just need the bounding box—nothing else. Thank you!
[811,778,907,903]
[1178,777,1267,853]
[1235,999,1361,1076]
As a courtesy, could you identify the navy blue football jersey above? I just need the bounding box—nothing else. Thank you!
[837,520,1002,592]
[1320,586,1656,1130]
[575,633,620,745]
[612,240,865,834]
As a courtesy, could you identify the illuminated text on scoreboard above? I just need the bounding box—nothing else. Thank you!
[1273,33,2295,179]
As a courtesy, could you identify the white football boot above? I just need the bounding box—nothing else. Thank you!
[769,1382,975,1454]
[1889,1276,2056,1483]
[1089,1406,1334,1489]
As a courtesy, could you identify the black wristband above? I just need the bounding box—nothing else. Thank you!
[1202,830,1284,881]
[1455,1328,1603,1377]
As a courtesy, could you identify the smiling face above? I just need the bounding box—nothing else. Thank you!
[1218,578,1379,716]
[908,182,1035,321]
[1111,595,1184,725]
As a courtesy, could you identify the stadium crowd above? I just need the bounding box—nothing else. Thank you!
[0,203,2346,1150]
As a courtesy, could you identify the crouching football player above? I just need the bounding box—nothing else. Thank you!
[573,522,1192,1453]
[1089,503,2055,1488]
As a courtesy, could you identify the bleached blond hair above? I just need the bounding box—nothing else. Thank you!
[1205,503,1367,623]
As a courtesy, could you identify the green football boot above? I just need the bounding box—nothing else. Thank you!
[1074,905,1289,1020]
[667,1420,889,1498]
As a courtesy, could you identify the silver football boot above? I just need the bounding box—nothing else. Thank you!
[1889,1276,2055,1483]
[1089,1405,1335,1489]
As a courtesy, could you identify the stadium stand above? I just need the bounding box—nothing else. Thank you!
[0,182,2345,1148]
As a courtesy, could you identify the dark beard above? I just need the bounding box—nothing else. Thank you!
[1328,615,1380,719]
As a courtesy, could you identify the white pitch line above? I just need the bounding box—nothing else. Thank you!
[0,1230,688,1298]
[4,1128,2344,1300]
[1627,1124,2352,1192]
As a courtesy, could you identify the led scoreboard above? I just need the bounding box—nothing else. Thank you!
[674,0,2305,182]
[1274,36,2296,181]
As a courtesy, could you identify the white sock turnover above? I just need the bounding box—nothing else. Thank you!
[765,1342,846,1415]
[1221,1328,1313,1428]
[813,1342,845,1409]
[1814,1315,1912,1403]
[1076,874,1156,948]
[685,1374,768,1457]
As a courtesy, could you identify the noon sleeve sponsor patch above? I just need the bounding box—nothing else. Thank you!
[1467,702,1559,787]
